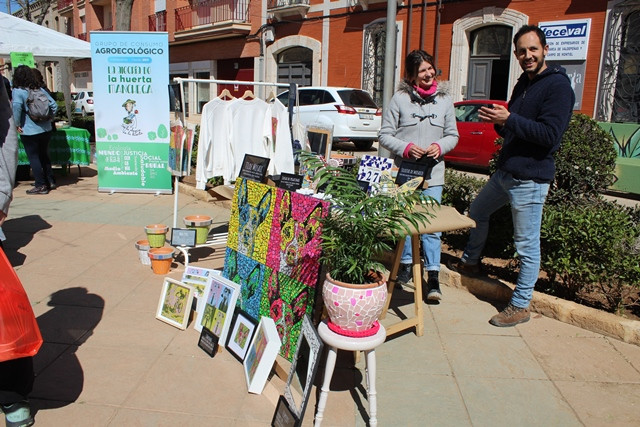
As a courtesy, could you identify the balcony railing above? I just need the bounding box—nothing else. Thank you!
[175,0,249,32]
[149,11,167,32]
[58,0,73,9]
[267,0,309,20]
[267,0,309,9]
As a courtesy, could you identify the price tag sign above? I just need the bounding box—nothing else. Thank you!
[239,154,270,183]
[277,172,304,192]
[357,155,394,191]
[198,328,219,358]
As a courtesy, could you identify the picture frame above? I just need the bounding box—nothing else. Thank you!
[271,395,300,427]
[283,315,323,421]
[243,316,282,394]
[181,266,219,310]
[155,278,195,330]
[305,124,333,161]
[194,273,240,345]
[225,309,258,363]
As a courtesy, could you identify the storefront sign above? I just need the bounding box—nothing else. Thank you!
[547,61,585,110]
[91,32,171,193]
[539,19,591,61]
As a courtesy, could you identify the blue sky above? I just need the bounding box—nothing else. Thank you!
[0,1,20,14]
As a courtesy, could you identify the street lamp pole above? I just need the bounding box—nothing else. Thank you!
[379,0,397,158]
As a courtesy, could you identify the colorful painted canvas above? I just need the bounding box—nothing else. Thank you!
[224,178,328,361]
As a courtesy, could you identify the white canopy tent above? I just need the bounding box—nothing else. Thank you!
[0,11,91,120]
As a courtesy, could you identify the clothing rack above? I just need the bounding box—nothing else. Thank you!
[169,77,298,256]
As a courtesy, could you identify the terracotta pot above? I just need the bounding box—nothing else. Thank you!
[148,247,174,274]
[145,224,169,248]
[183,215,212,245]
[322,273,388,334]
[135,239,151,266]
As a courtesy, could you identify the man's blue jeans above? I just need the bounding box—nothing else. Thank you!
[461,170,549,308]
[400,185,443,271]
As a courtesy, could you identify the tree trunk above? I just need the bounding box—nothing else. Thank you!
[115,0,135,31]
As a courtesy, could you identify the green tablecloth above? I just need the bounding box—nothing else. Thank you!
[18,126,91,166]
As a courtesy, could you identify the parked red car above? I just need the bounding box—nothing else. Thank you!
[445,99,509,169]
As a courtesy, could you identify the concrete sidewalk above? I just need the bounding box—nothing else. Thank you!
[3,165,640,426]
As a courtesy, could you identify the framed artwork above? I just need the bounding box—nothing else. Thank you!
[226,309,258,363]
[194,274,240,345]
[271,395,300,427]
[181,266,219,311]
[283,315,323,422]
[243,316,282,394]
[305,125,332,161]
[155,278,195,330]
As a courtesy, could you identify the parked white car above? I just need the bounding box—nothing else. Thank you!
[72,90,94,116]
[278,86,381,150]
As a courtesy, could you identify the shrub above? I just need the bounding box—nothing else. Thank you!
[549,113,617,205]
[541,200,640,313]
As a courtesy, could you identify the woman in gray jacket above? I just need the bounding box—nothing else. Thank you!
[379,49,459,301]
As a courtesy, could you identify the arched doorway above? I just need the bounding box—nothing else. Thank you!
[277,46,312,88]
[449,7,527,103]
[466,25,511,100]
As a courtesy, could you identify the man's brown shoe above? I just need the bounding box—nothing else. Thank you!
[447,259,482,277]
[489,303,530,327]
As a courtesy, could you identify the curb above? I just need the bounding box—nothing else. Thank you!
[441,266,640,346]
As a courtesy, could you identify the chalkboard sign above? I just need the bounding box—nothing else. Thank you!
[239,154,270,183]
[171,228,197,247]
[277,172,304,191]
[396,160,430,185]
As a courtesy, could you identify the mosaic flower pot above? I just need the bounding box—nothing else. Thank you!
[145,224,169,248]
[322,273,388,337]
[148,247,174,274]
[135,239,151,266]
[183,215,212,245]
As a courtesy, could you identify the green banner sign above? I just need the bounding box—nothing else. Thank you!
[90,32,171,193]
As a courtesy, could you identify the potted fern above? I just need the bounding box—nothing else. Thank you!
[301,153,435,335]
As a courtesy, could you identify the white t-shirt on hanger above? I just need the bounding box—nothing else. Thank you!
[196,97,235,188]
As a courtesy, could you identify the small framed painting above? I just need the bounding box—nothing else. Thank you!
[194,274,240,345]
[155,278,195,330]
[244,316,282,394]
[225,310,258,363]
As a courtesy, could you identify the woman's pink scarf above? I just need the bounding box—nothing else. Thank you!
[414,80,438,98]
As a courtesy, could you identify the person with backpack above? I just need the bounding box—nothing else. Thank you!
[11,65,57,195]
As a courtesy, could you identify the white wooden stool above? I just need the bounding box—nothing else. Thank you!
[315,320,387,427]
